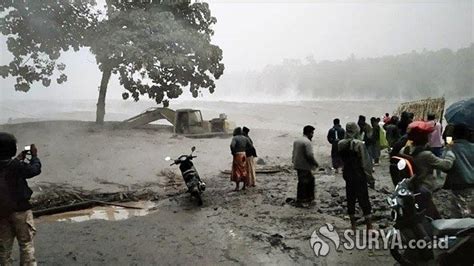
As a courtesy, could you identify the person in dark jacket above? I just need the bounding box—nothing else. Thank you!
[338,122,374,231]
[242,127,257,187]
[384,116,401,148]
[0,133,41,266]
[402,126,455,219]
[327,118,345,173]
[444,124,473,189]
[369,117,381,165]
[398,111,414,137]
[358,115,374,162]
[443,124,474,217]
[230,127,251,191]
[292,125,319,207]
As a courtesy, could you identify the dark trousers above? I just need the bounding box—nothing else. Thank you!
[331,144,343,169]
[345,177,372,216]
[367,144,380,163]
[296,170,315,203]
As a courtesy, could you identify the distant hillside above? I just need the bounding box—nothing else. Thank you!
[217,44,473,101]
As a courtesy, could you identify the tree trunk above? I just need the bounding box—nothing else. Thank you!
[96,66,112,124]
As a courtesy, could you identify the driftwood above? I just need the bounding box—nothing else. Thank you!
[31,185,158,217]
[92,200,144,210]
[32,200,145,218]
[394,97,445,122]
[33,201,97,218]
[220,166,284,175]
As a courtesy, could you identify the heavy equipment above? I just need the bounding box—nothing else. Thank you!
[122,107,234,138]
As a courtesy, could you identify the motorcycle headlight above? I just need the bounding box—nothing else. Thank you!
[398,188,408,196]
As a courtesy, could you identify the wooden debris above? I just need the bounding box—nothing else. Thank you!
[220,166,284,175]
[394,97,445,122]
[31,186,158,215]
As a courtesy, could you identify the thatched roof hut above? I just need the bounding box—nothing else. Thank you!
[394,97,445,123]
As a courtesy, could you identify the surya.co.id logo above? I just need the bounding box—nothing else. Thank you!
[309,223,340,257]
[310,223,450,257]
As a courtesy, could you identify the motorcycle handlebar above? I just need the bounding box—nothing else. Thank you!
[169,155,197,166]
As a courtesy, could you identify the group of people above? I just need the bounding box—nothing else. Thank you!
[327,115,389,177]
[230,127,257,191]
[321,111,472,229]
[0,112,471,263]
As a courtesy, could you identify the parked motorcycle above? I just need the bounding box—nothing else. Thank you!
[386,179,474,265]
[166,146,206,206]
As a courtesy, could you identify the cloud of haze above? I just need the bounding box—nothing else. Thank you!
[0,0,472,101]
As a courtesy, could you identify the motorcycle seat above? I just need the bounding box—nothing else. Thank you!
[431,218,474,236]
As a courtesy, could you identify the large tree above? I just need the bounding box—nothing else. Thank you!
[0,0,224,124]
[93,0,224,123]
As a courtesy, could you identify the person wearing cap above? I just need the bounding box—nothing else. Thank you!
[292,125,319,207]
[0,133,41,266]
[401,122,455,219]
[338,122,374,231]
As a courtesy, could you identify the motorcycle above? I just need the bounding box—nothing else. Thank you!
[386,179,474,265]
[165,146,206,206]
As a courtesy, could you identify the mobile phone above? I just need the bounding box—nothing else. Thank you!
[446,137,453,145]
[24,145,31,151]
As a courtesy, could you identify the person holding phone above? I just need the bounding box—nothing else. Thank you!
[0,133,41,266]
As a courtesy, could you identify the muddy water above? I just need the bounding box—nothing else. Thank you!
[36,201,158,223]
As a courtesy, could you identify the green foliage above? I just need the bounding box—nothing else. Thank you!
[92,2,224,107]
[0,0,98,92]
[1,0,224,108]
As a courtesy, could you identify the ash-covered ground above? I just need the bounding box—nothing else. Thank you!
[1,99,471,265]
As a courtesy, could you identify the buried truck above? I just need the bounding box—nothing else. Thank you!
[122,107,235,138]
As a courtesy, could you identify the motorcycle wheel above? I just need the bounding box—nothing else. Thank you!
[389,235,415,266]
[196,193,203,206]
[390,247,415,266]
[191,190,203,206]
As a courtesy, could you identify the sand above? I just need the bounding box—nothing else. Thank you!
[0,99,443,264]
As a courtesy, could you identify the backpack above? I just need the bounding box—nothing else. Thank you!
[339,140,365,181]
[0,161,16,218]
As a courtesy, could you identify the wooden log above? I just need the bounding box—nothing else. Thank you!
[92,200,143,210]
[33,201,97,218]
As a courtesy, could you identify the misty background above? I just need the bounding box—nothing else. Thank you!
[1,0,473,103]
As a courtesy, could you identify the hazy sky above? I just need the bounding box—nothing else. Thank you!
[0,0,472,101]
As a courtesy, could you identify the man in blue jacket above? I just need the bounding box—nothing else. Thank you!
[0,133,41,266]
